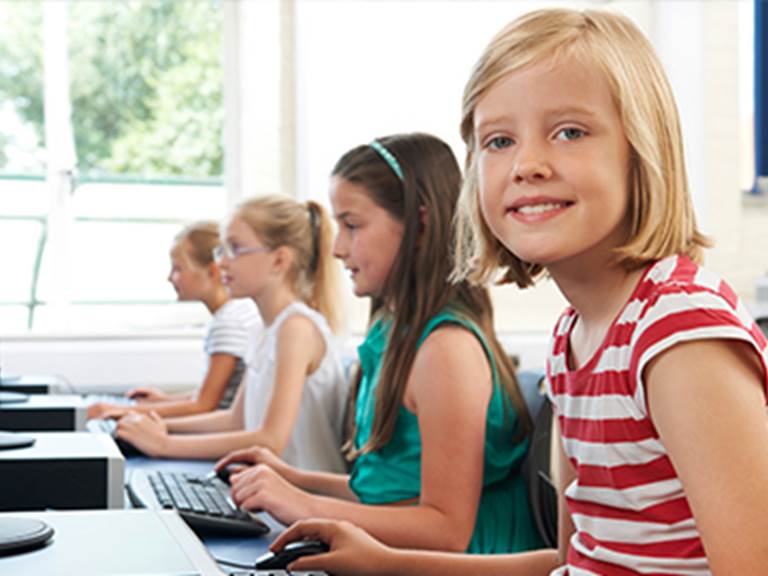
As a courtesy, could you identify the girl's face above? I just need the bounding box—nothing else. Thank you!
[167,242,209,301]
[330,177,404,299]
[217,215,275,300]
[474,52,631,274]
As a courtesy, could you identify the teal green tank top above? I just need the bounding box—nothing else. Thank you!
[348,309,542,553]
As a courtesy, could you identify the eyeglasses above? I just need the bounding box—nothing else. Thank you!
[213,242,273,262]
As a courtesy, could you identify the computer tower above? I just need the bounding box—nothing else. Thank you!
[0,395,87,431]
[0,432,124,510]
[0,374,68,395]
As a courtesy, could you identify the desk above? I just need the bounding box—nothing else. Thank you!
[125,456,289,573]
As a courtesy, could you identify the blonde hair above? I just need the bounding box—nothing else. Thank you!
[174,220,219,267]
[235,195,342,332]
[453,8,709,288]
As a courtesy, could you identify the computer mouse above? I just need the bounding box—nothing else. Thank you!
[209,461,251,485]
[255,539,330,570]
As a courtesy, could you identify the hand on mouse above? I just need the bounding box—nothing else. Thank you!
[215,446,297,483]
[229,464,313,526]
[272,519,396,576]
[116,410,169,457]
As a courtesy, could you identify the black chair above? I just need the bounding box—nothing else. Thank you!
[518,372,558,548]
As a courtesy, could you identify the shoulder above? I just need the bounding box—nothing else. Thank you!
[407,323,493,412]
[413,323,492,382]
[418,309,496,372]
[213,298,261,327]
[632,256,760,351]
[276,311,323,343]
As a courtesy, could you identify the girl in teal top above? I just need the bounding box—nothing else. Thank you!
[217,133,540,555]
[351,310,539,553]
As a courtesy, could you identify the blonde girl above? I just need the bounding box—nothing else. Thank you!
[117,196,350,473]
[216,133,540,554]
[272,9,768,576]
[87,221,261,421]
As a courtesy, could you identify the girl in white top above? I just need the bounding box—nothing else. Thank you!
[117,195,349,473]
[243,300,347,472]
[87,221,261,420]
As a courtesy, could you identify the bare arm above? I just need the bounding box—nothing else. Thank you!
[646,339,768,575]
[274,519,559,576]
[231,326,502,551]
[119,314,323,461]
[94,354,240,420]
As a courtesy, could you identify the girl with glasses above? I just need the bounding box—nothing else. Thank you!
[116,195,350,474]
[87,221,261,421]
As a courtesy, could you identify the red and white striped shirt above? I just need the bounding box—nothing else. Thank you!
[546,255,768,575]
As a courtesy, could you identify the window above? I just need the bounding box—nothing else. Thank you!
[0,0,225,331]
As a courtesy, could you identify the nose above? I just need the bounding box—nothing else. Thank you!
[332,231,347,260]
[511,140,552,183]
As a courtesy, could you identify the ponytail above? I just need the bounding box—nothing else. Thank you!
[235,195,342,333]
[306,200,342,333]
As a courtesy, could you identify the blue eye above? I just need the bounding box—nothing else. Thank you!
[487,136,513,150]
[556,128,585,141]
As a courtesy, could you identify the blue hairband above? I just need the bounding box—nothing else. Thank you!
[369,140,404,182]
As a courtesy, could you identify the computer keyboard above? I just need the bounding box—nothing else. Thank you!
[128,469,271,537]
[86,417,145,457]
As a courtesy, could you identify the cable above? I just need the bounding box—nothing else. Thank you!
[214,556,254,569]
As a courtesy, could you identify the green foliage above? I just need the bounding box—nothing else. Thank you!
[0,2,44,170]
[0,0,223,178]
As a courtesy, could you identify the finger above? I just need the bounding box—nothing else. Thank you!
[240,494,265,512]
[213,454,231,471]
[230,477,255,505]
[215,448,249,471]
[288,552,334,572]
[227,464,251,483]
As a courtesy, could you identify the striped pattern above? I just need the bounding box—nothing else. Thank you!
[204,297,262,408]
[546,256,768,575]
[204,297,262,359]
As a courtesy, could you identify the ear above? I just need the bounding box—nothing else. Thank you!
[270,245,294,276]
[207,261,221,281]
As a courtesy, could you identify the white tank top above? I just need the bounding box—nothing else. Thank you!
[243,301,349,473]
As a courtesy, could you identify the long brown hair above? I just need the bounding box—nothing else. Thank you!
[235,195,342,332]
[334,133,532,455]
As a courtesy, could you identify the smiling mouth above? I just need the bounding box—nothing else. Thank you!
[511,201,572,215]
